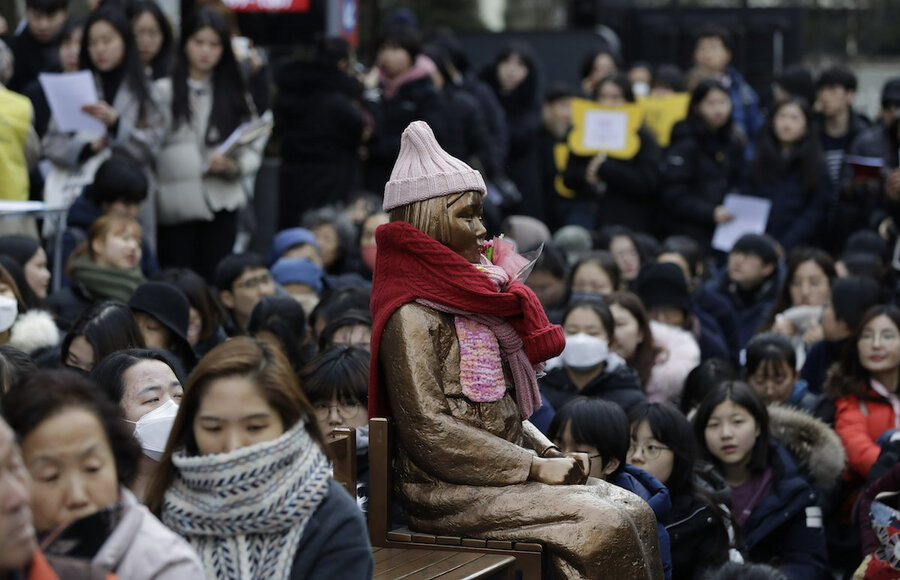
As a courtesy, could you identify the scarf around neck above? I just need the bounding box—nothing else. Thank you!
[369,221,565,420]
[161,419,331,580]
[69,253,145,303]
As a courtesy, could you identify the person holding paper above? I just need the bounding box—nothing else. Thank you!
[562,73,662,234]
[154,9,262,282]
[742,97,831,252]
[42,6,166,251]
[661,79,746,251]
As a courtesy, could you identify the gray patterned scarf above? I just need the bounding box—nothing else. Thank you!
[161,419,330,580]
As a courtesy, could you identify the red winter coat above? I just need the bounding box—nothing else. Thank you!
[834,381,897,480]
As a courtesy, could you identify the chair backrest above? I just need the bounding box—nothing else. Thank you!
[327,426,357,498]
[368,417,392,547]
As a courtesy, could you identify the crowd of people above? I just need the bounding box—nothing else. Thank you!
[2,0,900,578]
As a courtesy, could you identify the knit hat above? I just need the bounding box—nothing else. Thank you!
[271,258,324,294]
[731,234,778,265]
[634,262,693,314]
[268,228,320,266]
[129,281,191,340]
[882,77,900,103]
[383,121,486,212]
[128,282,196,366]
[553,225,593,266]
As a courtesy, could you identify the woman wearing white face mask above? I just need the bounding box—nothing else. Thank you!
[539,299,647,414]
[92,349,183,501]
[0,261,60,357]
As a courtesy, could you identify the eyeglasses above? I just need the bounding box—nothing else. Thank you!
[627,442,670,461]
[235,272,273,290]
[860,331,900,344]
[313,401,363,420]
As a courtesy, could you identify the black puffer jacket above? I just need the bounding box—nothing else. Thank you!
[479,64,543,220]
[562,126,663,234]
[437,82,500,178]
[275,61,364,221]
[661,118,746,247]
[539,362,646,413]
[364,74,445,194]
[667,465,739,580]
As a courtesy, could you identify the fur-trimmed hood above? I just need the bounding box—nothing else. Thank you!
[767,404,845,490]
[9,309,60,355]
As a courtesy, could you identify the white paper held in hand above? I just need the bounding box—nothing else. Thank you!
[38,71,106,134]
[582,110,628,151]
[711,194,772,253]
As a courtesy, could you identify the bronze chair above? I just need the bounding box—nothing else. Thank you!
[327,426,357,498]
[368,418,544,580]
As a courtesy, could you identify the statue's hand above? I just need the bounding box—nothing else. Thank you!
[529,456,588,485]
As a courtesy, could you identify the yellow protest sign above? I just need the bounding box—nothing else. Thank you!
[637,93,690,147]
[568,98,643,160]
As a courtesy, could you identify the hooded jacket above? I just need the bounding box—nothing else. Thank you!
[661,117,746,246]
[737,439,830,579]
[768,404,845,495]
[539,362,647,413]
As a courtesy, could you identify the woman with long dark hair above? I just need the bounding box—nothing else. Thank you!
[627,401,741,580]
[155,8,261,281]
[743,97,832,251]
[145,337,373,578]
[132,0,174,79]
[826,305,900,482]
[42,5,166,249]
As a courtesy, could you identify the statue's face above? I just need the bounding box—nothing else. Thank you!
[446,191,486,264]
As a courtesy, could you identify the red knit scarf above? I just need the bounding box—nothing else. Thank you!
[368,221,565,419]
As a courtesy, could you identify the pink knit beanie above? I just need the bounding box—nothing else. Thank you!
[383,121,486,212]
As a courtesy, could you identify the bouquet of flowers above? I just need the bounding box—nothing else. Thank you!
[481,235,542,289]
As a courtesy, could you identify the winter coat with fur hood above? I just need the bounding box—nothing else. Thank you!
[768,404,846,498]
[8,309,59,356]
[736,438,830,579]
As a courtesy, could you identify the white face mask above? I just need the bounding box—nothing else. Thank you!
[0,295,18,333]
[125,399,179,461]
[632,81,650,97]
[561,333,609,371]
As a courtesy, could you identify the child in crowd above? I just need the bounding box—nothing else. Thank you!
[298,345,370,512]
[549,397,673,580]
[627,402,743,580]
[694,381,830,578]
[745,332,832,423]
[48,215,146,329]
[539,299,646,413]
